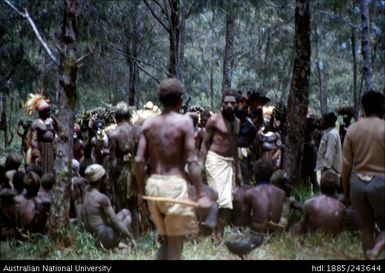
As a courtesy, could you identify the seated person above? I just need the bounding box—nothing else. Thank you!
[4,154,22,188]
[244,160,287,232]
[291,170,346,236]
[81,164,135,249]
[0,189,17,240]
[17,172,51,234]
[38,173,55,202]
[12,171,26,205]
[271,169,303,228]
[71,159,87,224]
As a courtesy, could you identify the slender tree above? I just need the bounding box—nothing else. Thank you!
[283,0,311,186]
[221,0,235,93]
[360,0,373,92]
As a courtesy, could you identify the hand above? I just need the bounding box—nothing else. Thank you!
[197,194,212,209]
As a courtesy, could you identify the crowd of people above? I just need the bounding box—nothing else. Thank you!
[0,79,384,260]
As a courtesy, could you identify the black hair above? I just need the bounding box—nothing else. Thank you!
[221,89,237,102]
[41,173,55,190]
[158,78,184,107]
[320,170,338,195]
[362,90,385,117]
[12,171,25,193]
[322,112,337,128]
[25,164,43,178]
[254,159,274,183]
[23,172,40,196]
[5,154,21,171]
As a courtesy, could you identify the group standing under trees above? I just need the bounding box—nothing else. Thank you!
[0,0,384,261]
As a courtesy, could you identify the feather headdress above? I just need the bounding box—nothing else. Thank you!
[24,93,49,115]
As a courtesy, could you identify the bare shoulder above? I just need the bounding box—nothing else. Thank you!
[106,126,118,139]
[176,113,194,128]
[205,113,219,128]
[141,116,156,132]
[96,191,110,206]
[31,119,42,129]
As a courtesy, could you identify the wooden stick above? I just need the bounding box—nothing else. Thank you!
[266,220,285,230]
[142,195,199,208]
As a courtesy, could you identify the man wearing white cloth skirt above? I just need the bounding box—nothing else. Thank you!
[200,90,244,242]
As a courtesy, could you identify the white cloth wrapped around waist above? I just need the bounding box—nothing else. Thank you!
[205,150,235,209]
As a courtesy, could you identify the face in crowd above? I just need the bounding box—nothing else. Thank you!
[222,95,237,121]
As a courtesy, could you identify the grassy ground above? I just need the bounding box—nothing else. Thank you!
[0,186,374,260]
[0,226,369,260]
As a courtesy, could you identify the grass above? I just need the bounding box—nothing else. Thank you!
[0,187,378,261]
[0,225,367,260]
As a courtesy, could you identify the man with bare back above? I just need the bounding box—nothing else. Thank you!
[82,164,135,249]
[199,90,243,240]
[291,169,346,236]
[136,78,206,260]
[244,159,286,232]
[108,101,140,239]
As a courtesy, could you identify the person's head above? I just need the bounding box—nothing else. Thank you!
[187,112,199,128]
[271,169,292,196]
[41,173,55,191]
[321,112,337,129]
[235,95,248,122]
[38,105,51,120]
[221,89,238,121]
[320,169,339,196]
[114,101,132,122]
[4,154,21,171]
[12,171,25,193]
[36,96,51,120]
[73,123,82,140]
[247,88,270,110]
[361,90,385,118]
[93,119,106,140]
[200,110,211,128]
[158,78,184,109]
[25,163,43,178]
[23,171,41,197]
[72,159,80,175]
[85,164,106,186]
[254,159,274,183]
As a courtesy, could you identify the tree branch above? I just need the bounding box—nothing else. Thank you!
[134,60,161,84]
[314,9,359,30]
[3,0,59,65]
[144,0,170,32]
[3,0,25,17]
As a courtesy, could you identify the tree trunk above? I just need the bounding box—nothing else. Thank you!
[360,0,373,93]
[316,60,327,113]
[351,27,359,117]
[283,0,311,187]
[210,64,214,111]
[178,0,186,82]
[168,0,180,78]
[128,4,139,106]
[48,0,79,234]
[262,29,272,87]
[221,1,235,94]
[1,92,8,148]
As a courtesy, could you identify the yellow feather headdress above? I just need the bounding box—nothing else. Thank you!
[24,93,49,115]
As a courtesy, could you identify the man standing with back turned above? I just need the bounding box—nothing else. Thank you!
[135,78,206,260]
[341,90,385,259]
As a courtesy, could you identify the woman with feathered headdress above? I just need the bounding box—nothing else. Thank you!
[24,93,57,174]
